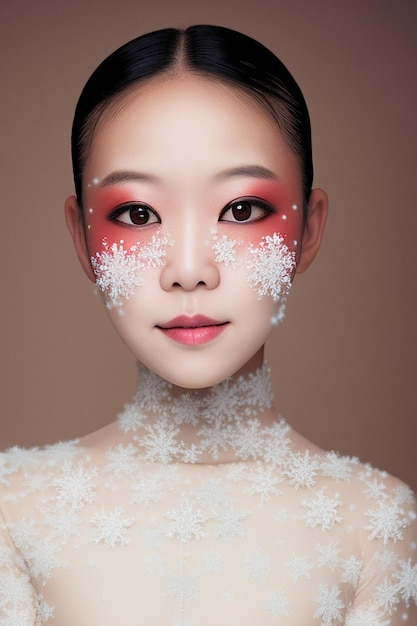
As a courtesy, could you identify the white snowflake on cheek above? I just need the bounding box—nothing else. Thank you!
[90,233,169,311]
[211,232,238,267]
[91,240,145,310]
[246,232,296,303]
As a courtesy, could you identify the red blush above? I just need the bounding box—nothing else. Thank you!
[84,186,156,255]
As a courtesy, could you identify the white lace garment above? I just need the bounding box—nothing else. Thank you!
[1,363,416,625]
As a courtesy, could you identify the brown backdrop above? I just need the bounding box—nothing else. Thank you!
[1,0,416,491]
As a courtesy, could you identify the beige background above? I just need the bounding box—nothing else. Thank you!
[1,0,416,490]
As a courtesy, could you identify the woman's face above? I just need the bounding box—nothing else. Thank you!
[66,75,326,389]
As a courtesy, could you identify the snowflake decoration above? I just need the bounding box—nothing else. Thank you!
[362,478,387,501]
[137,233,170,268]
[215,508,247,539]
[104,443,140,478]
[53,462,97,511]
[316,541,342,570]
[242,547,272,583]
[313,583,345,625]
[365,498,409,545]
[341,556,362,588]
[131,466,180,506]
[246,232,296,302]
[45,506,81,544]
[8,517,61,584]
[166,500,208,543]
[302,488,342,531]
[43,440,80,466]
[285,450,319,489]
[140,420,183,464]
[229,419,265,461]
[211,233,238,267]
[321,452,355,482]
[194,478,231,510]
[393,558,417,606]
[285,553,313,581]
[90,506,134,548]
[36,597,55,623]
[262,420,292,465]
[393,484,416,506]
[163,571,201,607]
[374,576,400,614]
[117,400,147,433]
[244,464,284,505]
[263,590,290,618]
[91,240,145,309]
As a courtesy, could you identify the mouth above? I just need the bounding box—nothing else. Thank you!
[156,315,229,345]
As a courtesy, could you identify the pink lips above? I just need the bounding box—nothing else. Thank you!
[157,315,228,345]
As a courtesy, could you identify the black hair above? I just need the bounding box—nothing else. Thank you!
[71,25,313,211]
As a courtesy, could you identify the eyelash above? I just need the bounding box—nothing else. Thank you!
[108,197,274,227]
[219,198,275,224]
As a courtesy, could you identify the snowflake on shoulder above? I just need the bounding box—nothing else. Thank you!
[302,488,342,531]
[284,450,319,489]
[365,497,410,545]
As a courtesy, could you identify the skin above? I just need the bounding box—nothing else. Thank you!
[65,75,327,391]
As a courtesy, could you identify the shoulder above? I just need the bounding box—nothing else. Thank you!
[0,439,82,492]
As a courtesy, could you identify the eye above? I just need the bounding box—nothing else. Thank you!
[109,202,160,227]
[219,198,274,223]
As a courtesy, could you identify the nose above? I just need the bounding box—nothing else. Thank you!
[160,221,220,292]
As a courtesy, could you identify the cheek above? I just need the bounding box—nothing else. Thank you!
[90,234,170,312]
[211,197,301,326]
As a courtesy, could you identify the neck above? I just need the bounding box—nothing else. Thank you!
[117,362,288,464]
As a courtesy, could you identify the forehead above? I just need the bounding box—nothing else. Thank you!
[85,75,301,189]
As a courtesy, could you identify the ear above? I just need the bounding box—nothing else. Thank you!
[296,188,328,274]
[64,195,96,283]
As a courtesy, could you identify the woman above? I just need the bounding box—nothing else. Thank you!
[1,25,415,625]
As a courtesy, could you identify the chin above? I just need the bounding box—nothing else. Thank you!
[138,348,265,391]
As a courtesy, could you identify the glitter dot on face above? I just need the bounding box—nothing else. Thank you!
[88,208,94,214]
[293,240,298,246]
[92,177,100,185]
[292,204,298,210]
[281,214,287,220]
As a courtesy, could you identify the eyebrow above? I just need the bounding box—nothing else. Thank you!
[216,165,279,181]
[98,165,279,188]
[99,170,158,187]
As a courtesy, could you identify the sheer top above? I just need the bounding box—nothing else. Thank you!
[1,364,416,625]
